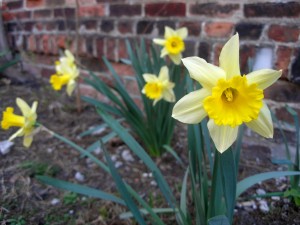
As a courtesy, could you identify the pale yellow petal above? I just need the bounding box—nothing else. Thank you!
[169,54,182,65]
[176,27,188,39]
[164,26,175,39]
[207,119,238,153]
[247,69,282,90]
[153,96,163,106]
[67,80,76,96]
[158,66,169,82]
[16,98,31,117]
[153,38,166,46]
[172,89,210,124]
[163,88,175,103]
[65,49,75,62]
[9,128,24,141]
[143,74,157,82]
[245,102,273,138]
[31,101,38,114]
[182,57,225,89]
[161,47,169,57]
[219,33,240,79]
[23,135,33,148]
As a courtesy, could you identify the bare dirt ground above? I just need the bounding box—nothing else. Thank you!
[1,68,300,225]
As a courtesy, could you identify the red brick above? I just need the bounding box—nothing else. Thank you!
[46,0,65,6]
[42,34,50,54]
[7,0,23,10]
[124,77,140,96]
[137,20,154,34]
[156,21,175,35]
[57,35,67,48]
[79,0,95,5]
[244,2,300,18]
[110,4,141,17]
[235,23,263,40]
[179,21,201,36]
[205,22,233,38]
[275,46,292,80]
[240,45,256,74]
[33,9,52,19]
[118,39,128,60]
[109,62,134,77]
[41,67,56,78]
[28,35,36,52]
[118,20,133,34]
[213,43,223,65]
[106,39,116,61]
[2,12,15,22]
[268,25,300,43]
[145,3,186,17]
[198,42,210,61]
[79,5,105,17]
[26,0,45,8]
[15,11,31,19]
[49,35,58,55]
[190,3,239,18]
[96,37,104,60]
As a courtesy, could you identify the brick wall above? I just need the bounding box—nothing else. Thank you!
[2,0,300,111]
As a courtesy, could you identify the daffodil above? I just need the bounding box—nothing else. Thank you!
[142,66,175,106]
[153,26,188,65]
[50,50,79,96]
[1,98,38,147]
[172,34,282,153]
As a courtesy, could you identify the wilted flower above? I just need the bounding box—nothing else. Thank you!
[142,66,175,106]
[1,98,38,147]
[153,26,188,65]
[172,34,282,153]
[50,50,79,96]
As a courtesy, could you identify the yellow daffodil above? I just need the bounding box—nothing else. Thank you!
[142,66,175,106]
[153,26,188,65]
[50,50,79,96]
[172,34,282,153]
[1,98,38,147]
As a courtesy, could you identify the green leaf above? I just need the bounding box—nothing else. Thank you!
[163,145,184,167]
[37,176,125,205]
[208,215,230,225]
[120,208,178,220]
[180,168,189,219]
[237,171,300,197]
[103,148,147,225]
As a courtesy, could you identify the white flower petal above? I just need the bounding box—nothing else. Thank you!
[143,74,157,82]
[16,98,31,117]
[9,128,24,142]
[172,89,210,124]
[169,54,182,65]
[176,27,188,39]
[164,26,175,39]
[247,69,282,90]
[153,38,166,46]
[23,134,33,148]
[67,80,76,96]
[158,66,169,82]
[219,33,240,79]
[160,48,168,57]
[65,49,75,62]
[163,89,175,103]
[245,102,273,138]
[182,57,226,89]
[31,101,38,114]
[207,119,238,153]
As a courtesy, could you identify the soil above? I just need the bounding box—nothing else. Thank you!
[1,69,300,225]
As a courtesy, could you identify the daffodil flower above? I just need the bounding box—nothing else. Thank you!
[153,26,188,65]
[50,50,79,96]
[142,66,175,106]
[172,34,282,153]
[1,98,38,148]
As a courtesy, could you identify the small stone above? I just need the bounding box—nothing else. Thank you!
[142,173,149,178]
[94,147,102,155]
[241,200,256,208]
[114,161,123,168]
[69,210,74,214]
[121,150,134,162]
[111,155,118,162]
[271,196,280,201]
[51,198,60,205]
[150,180,157,186]
[259,200,269,212]
[0,140,14,155]
[75,172,85,182]
[256,188,266,195]
[47,148,53,153]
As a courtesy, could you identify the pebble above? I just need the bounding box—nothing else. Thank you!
[121,150,134,162]
[111,155,118,162]
[0,140,14,155]
[271,196,280,201]
[114,161,123,168]
[51,198,60,205]
[75,172,85,182]
[94,147,102,155]
[259,200,269,212]
[47,148,54,153]
[256,188,266,195]
[150,180,157,187]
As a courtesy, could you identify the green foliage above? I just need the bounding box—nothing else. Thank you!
[83,40,186,156]
[63,192,78,205]
[6,216,26,225]
[20,161,60,177]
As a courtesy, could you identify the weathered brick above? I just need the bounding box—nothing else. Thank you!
[190,3,239,18]
[96,37,104,60]
[49,35,58,55]
[7,0,23,10]
[57,20,65,31]
[145,3,186,17]
[275,46,292,80]
[6,22,17,32]
[137,20,154,34]
[264,80,300,102]
[81,20,97,30]
[42,34,50,54]
[198,42,210,61]
[118,20,133,34]
[85,37,94,57]
[15,11,31,19]
[239,45,256,74]
[244,2,300,18]
[28,35,36,52]
[268,25,300,42]
[23,21,34,31]
[110,4,141,17]
[26,0,44,8]
[118,39,128,59]
[106,39,116,61]
[2,12,14,22]
[291,48,300,84]
[182,40,196,58]
[97,0,125,3]
[101,20,114,32]
[156,21,175,36]
[54,8,75,18]
[45,21,56,31]
[79,0,95,5]
[57,35,67,48]
[41,67,56,78]
[179,21,201,37]
[124,77,139,96]
[33,9,52,19]
[213,43,223,65]
[79,5,105,17]
[205,22,233,38]
[46,0,65,6]
[235,23,263,40]
[110,62,134,77]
